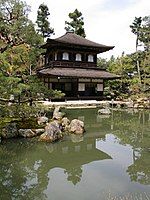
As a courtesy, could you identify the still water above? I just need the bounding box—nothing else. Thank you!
[0,109,150,200]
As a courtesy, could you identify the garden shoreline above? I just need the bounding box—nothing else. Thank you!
[38,99,150,109]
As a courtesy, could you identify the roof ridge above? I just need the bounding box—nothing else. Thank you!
[54,32,114,49]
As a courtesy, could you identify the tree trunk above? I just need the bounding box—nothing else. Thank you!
[136,36,141,85]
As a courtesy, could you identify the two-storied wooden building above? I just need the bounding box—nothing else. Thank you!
[37,31,119,100]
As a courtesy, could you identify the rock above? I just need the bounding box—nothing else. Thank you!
[126,100,134,108]
[98,108,111,115]
[33,129,45,135]
[2,122,18,138]
[61,117,70,131]
[68,119,84,135]
[18,129,37,138]
[134,103,139,108]
[18,129,45,138]
[39,121,63,142]
[53,106,65,120]
[37,116,48,125]
[137,98,144,103]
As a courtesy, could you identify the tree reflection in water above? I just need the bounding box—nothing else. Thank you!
[0,109,149,199]
[110,109,150,185]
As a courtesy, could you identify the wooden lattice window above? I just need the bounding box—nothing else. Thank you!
[76,53,82,61]
[88,54,94,62]
[62,52,69,60]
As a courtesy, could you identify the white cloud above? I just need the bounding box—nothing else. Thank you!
[26,0,150,59]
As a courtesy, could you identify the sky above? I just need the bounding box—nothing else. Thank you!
[25,0,150,59]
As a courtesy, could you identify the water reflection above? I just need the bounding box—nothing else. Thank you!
[127,149,150,185]
[0,109,150,200]
[0,136,111,199]
[46,138,111,185]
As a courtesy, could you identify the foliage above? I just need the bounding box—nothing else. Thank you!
[0,0,63,107]
[137,16,150,50]
[36,3,54,38]
[130,15,150,87]
[65,9,86,38]
[102,15,150,99]
[130,17,142,50]
[97,57,108,69]
[0,0,31,53]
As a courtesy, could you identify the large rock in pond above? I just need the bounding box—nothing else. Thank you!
[18,129,45,138]
[39,120,63,142]
[53,106,65,120]
[98,108,111,115]
[2,122,18,138]
[37,116,49,125]
[61,117,70,131]
[68,119,84,135]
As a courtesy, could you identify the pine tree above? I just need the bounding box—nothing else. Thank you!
[36,3,54,38]
[130,17,142,51]
[65,9,86,38]
[130,17,142,84]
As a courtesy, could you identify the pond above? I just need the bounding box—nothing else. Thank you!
[0,108,150,200]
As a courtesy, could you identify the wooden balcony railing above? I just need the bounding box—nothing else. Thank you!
[48,61,97,68]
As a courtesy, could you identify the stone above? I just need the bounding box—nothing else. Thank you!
[37,116,48,125]
[39,121,63,142]
[61,117,70,131]
[53,106,65,120]
[2,122,18,138]
[18,129,45,138]
[33,129,45,135]
[137,98,144,103]
[98,108,111,115]
[134,103,139,108]
[68,119,84,135]
[126,100,134,108]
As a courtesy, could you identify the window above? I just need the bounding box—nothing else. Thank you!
[54,53,57,60]
[88,54,94,62]
[78,83,85,91]
[76,53,82,61]
[62,52,69,60]
[97,83,103,91]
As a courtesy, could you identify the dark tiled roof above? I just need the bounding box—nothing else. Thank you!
[44,32,114,53]
[38,67,119,79]
[55,32,114,49]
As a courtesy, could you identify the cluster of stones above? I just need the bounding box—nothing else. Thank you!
[0,106,85,143]
[106,97,150,109]
[121,97,150,109]
[1,123,45,139]
[39,106,85,142]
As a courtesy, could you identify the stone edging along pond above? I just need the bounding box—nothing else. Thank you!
[38,98,150,109]
[0,106,85,143]
[0,98,149,143]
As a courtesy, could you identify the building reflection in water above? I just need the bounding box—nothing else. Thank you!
[1,109,149,200]
[45,134,112,185]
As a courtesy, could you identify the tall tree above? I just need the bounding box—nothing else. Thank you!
[139,16,150,91]
[138,16,150,51]
[130,16,150,91]
[130,17,142,51]
[36,3,54,38]
[0,0,31,53]
[130,17,142,84]
[0,0,63,106]
[65,9,86,38]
